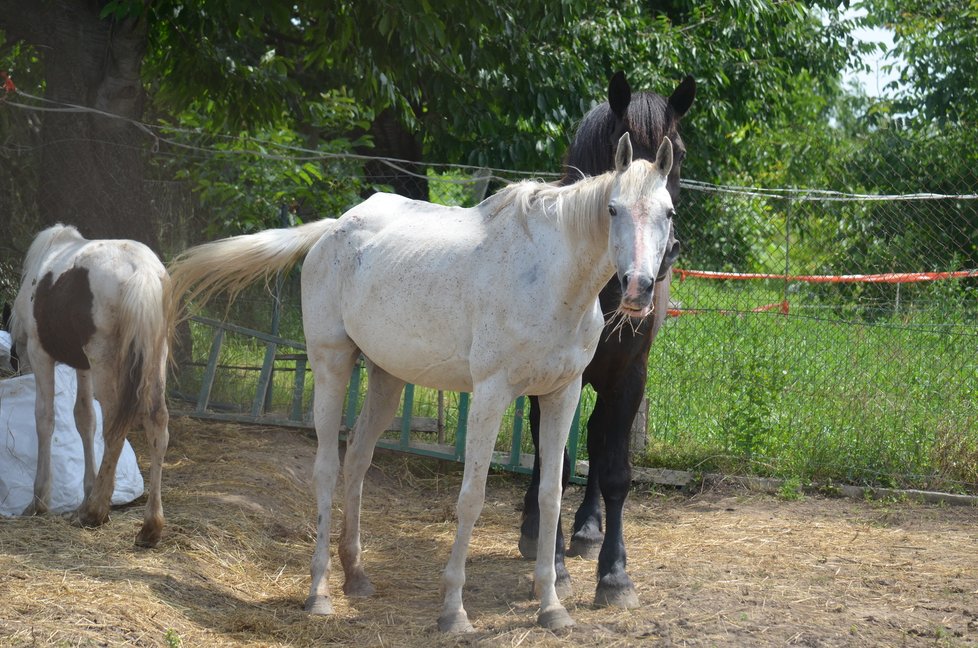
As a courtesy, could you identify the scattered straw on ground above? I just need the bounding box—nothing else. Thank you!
[2,417,977,647]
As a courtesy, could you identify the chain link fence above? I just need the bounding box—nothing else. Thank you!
[2,98,976,493]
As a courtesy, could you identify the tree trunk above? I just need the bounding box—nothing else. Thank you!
[358,108,429,201]
[3,1,156,251]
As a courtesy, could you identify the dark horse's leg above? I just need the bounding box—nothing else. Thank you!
[519,395,572,597]
[520,274,670,607]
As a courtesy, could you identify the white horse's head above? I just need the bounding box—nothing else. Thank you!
[607,132,681,318]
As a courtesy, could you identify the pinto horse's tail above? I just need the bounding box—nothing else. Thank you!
[166,218,338,325]
[108,262,171,440]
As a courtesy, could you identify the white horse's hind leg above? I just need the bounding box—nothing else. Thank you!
[438,379,516,633]
[136,394,169,548]
[23,346,56,516]
[340,363,406,598]
[73,369,97,499]
[305,347,359,616]
[533,379,580,630]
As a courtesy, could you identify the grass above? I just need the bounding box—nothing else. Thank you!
[643,277,978,492]
[172,277,978,495]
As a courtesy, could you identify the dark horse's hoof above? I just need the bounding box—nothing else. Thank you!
[594,572,639,608]
[518,533,537,560]
[567,528,603,560]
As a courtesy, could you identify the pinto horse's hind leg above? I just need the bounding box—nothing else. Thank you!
[74,366,129,528]
[135,395,169,548]
[73,369,98,501]
[519,395,572,597]
[339,363,405,598]
[22,346,56,517]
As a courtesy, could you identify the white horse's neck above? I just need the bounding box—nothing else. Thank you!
[487,175,616,312]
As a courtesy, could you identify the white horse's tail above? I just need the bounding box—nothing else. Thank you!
[166,218,337,324]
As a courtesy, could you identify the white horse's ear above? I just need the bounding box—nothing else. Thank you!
[614,132,633,173]
[655,138,673,176]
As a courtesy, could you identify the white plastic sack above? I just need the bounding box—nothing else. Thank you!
[0,332,144,516]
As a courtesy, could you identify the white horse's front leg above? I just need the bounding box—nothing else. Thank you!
[339,364,405,597]
[305,349,359,616]
[23,346,56,516]
[533,378,581,630]
[438,379,515,633]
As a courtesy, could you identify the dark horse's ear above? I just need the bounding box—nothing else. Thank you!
[668,75,696,118]
[614,132,633,172]
[608,71,631,119]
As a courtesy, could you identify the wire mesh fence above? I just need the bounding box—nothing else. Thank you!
[1,94,976,493]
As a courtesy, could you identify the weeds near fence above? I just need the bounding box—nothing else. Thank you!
[644,278,978,493]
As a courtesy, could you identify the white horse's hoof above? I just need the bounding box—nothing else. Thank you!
[304,595,334,615]
[437,610,474,633]
[538,605,575,630]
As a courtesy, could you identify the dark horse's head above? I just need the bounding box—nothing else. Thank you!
[563,72,695,293]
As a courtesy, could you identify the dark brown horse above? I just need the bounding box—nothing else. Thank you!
[519,71,695,607]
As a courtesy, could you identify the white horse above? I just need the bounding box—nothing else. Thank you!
[9,225,171,547]
[167,133,675,632]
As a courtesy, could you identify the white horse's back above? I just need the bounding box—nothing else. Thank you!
[301,190,607,394]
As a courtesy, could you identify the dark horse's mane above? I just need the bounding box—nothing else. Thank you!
[561,72,694,205]
[564,95,670,180]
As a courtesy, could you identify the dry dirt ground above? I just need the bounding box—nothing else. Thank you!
[1,417,977,647]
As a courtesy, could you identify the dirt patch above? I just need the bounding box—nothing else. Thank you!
[1,418,977,647]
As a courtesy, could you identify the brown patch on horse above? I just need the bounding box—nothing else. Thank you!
[33,267,96,369]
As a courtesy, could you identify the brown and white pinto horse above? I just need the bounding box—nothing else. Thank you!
[9,224,171,547]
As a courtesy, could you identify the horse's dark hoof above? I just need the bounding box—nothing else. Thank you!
[304,595,334,615]
[135,515,164,548]
[437,610,474,633]
[518,533,537,560]
[343,574,375,598]
[538,605,575,630]
[71,507,109,529]
[21,500,48,517]
[594,573,639,608]
[531,570,574,600]
[567,530,602,560]
[556,572,574,599]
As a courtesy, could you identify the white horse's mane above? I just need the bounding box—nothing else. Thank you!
[487,160,661,242]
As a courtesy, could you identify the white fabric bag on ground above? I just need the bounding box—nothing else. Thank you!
[0,331,145,516]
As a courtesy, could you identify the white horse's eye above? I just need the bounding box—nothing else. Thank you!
[609,205,618,217]
[668,208,676,219]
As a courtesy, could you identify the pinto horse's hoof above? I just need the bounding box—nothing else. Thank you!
[437,610,475,633]
[518,533,537,560]
[304,595,334,616]
[135,516,164,548]
[70,507,109,529]
[538,605,575,631]
[21,500,47,517]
